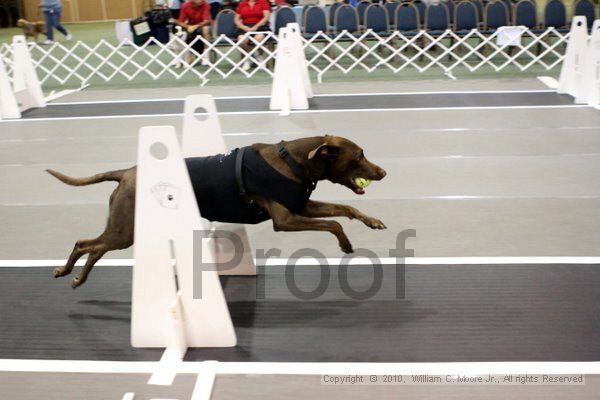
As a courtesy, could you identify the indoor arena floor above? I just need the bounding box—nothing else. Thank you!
[0,78,599,399]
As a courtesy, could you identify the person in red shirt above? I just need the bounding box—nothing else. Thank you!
[176,0,212,65]
[234,0,271,70]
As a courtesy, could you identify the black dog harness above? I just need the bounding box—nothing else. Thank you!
[185,143,315,224]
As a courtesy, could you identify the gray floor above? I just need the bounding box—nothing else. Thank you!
[1,78,599,399]
[0,372,598,400]
[1,79,599,259]
[21,91,574,119]
[1,265,598,362]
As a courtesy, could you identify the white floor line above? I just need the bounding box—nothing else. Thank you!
[48,89,556,106]
[537,76,559,89]
[147,348,183,386]
[0,104,590,123]
[1,257,599,268]
[191,361,218,400]
[0,359,597,375]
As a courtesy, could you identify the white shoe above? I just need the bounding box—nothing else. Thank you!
[242,61,250,71]
[43,39,54,45]
[66,33,72,41]
[201,53,210,66]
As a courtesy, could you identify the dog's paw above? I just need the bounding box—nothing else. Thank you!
[53,267,68,278]
[364,217,387,230]
[340,241,354,254]
[70,277,83,289]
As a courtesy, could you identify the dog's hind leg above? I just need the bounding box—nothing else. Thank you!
[53,238,102,278]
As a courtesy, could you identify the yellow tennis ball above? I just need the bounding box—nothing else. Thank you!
[354,177,372,189]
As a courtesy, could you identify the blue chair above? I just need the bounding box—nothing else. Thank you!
[544,0,568,31]
[574,0,596,29]
[470,0,484,23]
[454,1,479,34]
[424,2,450,34]
[395,2,420,34]
[274,6,297,34]
[334,4,361,34]
[329,2,343,29]
[413,0,427,24]
[385,1,400,27]
[357,1,371,26]
[513,0,538,30]
[484,1,510,32]
[365,4,390,34]
[215,9,237,39]
[303,5,328,37]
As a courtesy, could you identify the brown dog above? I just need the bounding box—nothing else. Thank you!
[47,135,387,288]
[17,19,47,42]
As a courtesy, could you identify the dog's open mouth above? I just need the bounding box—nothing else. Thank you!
[350,179,365,195]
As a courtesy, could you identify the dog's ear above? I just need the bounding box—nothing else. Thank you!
[17,19,25,27]
[308,143,339,160]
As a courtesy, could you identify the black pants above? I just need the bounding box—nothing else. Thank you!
[187,27,206,55]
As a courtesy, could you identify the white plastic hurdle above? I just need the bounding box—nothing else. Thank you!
[133,95,263,385]
[557,16,589,98]
[575,20,600,107]
[0,35,46,120]
[181,95,257,275]
[270,23,313,115]
[556,16,600,108]
[11,35,45,113]
[0,55,20,120]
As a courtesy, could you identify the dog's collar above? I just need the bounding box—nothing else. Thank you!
[277,142,317,191]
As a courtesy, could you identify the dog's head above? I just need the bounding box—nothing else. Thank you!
[17,19,27,28]
[308,135,387,195]
[172,25,187,40]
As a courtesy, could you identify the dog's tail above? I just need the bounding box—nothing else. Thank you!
[46,168,128,186]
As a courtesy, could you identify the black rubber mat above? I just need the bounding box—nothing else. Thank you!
[21,92,575,119]
[0,265,598,362]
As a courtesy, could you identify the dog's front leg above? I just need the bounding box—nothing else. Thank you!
[264,200,354,253]
[299,200,386,230]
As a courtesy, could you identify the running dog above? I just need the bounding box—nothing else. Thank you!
[17,19,46,42]
[47,135,387,288]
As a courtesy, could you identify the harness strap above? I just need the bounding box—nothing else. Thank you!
[277,142,317,191]
[235,147,254,204]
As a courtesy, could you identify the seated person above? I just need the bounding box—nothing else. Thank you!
[175,0,212,65]
[234,0,271,71]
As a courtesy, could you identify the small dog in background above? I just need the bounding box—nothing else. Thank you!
[168,25,188,68]
[17,19,47,42]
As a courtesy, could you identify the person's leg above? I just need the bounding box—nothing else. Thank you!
[186,29,205,64]
[53,8,70,38]
[44,10,54,42]
[237,33,251,70]
[200,25,212,63]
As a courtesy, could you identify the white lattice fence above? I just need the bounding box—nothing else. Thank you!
[0,27,568,88]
